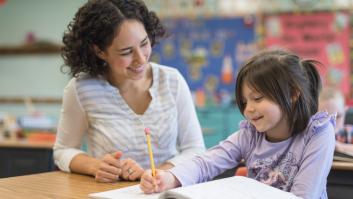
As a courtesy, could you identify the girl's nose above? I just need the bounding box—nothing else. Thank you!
[245,104,255,113]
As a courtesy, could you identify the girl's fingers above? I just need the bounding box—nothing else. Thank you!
[140,174,158,194]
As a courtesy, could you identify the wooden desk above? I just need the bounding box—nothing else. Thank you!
[0,139,53,149]
[331,161,353,171]
[328,161,353,199]
[0,171,137,199]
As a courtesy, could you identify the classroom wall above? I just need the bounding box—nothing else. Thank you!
[1,0,351,148]
[0,0,85,119]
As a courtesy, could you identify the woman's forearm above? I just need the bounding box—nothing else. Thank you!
[69,153,100,176]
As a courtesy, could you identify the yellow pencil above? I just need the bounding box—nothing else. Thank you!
[145,127,156,177]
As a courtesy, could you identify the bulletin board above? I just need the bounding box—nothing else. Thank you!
[152,17,257,107]
[263,11,351,97]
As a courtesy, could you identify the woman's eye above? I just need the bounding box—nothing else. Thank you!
[120,51,132,56]
[141,41,148,46]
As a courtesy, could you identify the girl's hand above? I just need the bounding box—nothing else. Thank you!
[120,158,144,181]
[94,151,123,182]
[139,169,180,194]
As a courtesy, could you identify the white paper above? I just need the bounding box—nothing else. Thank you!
[89,176,302,199]
[160,176,301,199]
[89,184,160,199]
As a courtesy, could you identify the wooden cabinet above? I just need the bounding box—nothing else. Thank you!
[0,141,55,178]
[327,162,353,199]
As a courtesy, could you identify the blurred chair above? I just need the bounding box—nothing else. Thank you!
[234,166,247,176]
[344,107,353,125]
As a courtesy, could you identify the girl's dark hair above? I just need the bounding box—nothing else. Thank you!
[235,50,322,135]
[61,0,167,77]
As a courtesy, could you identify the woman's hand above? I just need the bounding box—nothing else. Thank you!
[139,169,180,194]
[120,158,144,181]
[94,151,123,182]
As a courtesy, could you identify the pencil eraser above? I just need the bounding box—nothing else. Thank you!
[144,127,150,135]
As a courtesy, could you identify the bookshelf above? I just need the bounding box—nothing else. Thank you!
[0,97,62,104]
[0,43,62,55]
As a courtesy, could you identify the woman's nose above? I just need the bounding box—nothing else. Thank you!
[134,48,146,64]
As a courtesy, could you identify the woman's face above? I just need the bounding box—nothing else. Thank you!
[242,83,290,141]
[98,19,152,82]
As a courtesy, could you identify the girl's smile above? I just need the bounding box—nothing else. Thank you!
[242,83,291,141]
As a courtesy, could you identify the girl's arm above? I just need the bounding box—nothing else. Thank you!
[169,131,246,186]
[290,120,335,199]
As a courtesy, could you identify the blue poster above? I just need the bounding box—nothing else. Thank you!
[152,17,256,107]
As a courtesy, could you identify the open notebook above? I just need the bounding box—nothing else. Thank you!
[89,176,301,199]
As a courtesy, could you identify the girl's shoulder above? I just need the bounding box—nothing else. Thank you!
[238,120,259,138]
[304,111,336,138]
[239,120,256,131]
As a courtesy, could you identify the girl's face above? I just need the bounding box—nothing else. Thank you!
[98,19,152,83]
[241,83,291,141]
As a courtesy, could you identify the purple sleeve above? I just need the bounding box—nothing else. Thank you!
[170,129,250,186]
[290,119,335,199]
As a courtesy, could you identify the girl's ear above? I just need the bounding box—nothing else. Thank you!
[93,45,106,60]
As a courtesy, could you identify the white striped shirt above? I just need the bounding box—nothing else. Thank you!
[53,63,205,172]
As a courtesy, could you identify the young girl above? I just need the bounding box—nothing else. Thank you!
[140,50,335,199]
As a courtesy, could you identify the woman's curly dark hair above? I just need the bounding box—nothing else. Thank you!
[61,0,167,77]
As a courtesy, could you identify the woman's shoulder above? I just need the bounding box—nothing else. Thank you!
[73,74,107,89]
[304,111,336,138]
[151,62,182,80]
[66,75,110,99]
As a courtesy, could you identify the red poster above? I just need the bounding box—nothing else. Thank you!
[264,11,350,97]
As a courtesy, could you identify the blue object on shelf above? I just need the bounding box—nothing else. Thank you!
[197,106,244,148]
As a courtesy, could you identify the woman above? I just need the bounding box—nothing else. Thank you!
[54,0,205,183]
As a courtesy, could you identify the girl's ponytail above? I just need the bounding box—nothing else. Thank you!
[300,60,322,114]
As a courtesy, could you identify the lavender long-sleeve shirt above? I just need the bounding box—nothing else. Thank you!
[170,111,335,199]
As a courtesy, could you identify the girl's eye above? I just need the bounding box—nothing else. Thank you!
[254,96,263,101]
